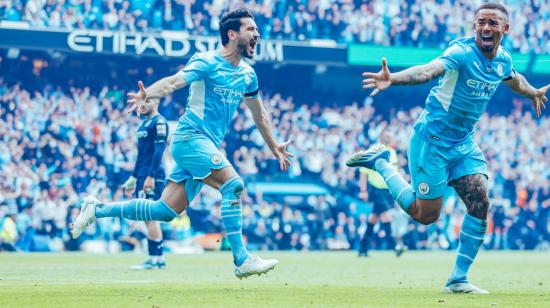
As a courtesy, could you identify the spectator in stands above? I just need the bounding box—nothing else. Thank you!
[0,72,549,252]
[1,0,548,54]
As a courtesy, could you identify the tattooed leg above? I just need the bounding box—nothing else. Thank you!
[449,174,490,219]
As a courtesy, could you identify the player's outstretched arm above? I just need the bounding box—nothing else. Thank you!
[362,58,445,96]
[504,74,548,117]
[127,74,187,113]
[244,96,294,171]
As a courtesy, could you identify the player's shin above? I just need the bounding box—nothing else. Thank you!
[447,214,487,285]
[381,222,396,250]
[220,177,249,266]
[374,159,416,212]
[95,199,177,222]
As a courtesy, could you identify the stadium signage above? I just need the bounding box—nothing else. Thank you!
[0,26,347,65]
[67,30,284,62]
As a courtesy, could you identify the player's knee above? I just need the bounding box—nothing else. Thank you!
[467,199,490,219]
[416,212,439,225]
[220,177,244,199]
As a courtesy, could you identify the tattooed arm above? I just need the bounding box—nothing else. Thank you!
[362,58,445,96]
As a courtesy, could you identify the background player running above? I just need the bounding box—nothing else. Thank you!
[347,3,548,294]
[71,8,294,279]
[122,98,168,270]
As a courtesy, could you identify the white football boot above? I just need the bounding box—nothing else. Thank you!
[71,196,100,239]
[234,255,278,279]
[444,282,489,294]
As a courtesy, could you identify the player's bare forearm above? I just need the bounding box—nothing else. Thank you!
[504,73,538,98]
[391,60,445,86]
[145,74,187,100]
[255,115,279,153]
[245,96,278,153]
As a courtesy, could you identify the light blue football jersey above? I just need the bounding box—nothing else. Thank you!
[414,36,515,147]
[175,50,259,147]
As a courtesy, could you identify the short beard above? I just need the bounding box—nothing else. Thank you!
[239,43,253,59]
[480,44,495,52]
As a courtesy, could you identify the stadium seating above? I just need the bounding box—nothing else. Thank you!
[1,76,549,252]
[0,0,548,54]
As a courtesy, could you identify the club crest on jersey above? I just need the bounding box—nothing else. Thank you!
[497,64,503,76]
[211,154,223,165]
[418,183,430,195]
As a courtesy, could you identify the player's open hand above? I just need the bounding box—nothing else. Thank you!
[126,81,148,114]
[531,83,549,117]
[122,176,137,192]
[273,140,294,171]
[362,57,391,97]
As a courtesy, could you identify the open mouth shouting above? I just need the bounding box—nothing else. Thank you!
[247,39,257,57]
[479,33,495,50]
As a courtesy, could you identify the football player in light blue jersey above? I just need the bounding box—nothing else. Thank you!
[71,8,294,279]
[347,3,549,294]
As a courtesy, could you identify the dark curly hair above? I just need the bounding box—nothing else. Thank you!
[219,8,254,46]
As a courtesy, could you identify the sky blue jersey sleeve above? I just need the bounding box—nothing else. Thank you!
[437,44,468,72]
[179,54,210,84]
[501,50,516,80]
[244,70,259,98]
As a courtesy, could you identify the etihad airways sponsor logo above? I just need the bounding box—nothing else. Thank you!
[466,79,499,98]
[67,30,284,61]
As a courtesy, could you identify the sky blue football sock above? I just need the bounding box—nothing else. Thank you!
[220,177,249,266]
[95,199,177,222]
[374,159,416,212]
[447,214,487,285]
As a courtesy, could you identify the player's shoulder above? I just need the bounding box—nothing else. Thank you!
[498,45,513,62]
[239,60,256,74]
[149,114,167,128]
[446,36,475,54]
[153,115,168,137]
[155,114,168,125]
[190,50,217,63]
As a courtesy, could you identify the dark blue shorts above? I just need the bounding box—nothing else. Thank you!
[369,186,394,215]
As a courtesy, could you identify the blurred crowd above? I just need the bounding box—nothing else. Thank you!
[1,78,549,253]
[0,0,549,54]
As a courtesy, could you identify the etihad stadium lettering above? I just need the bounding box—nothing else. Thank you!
[67,30,284,61]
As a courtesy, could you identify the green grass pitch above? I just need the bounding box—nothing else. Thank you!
[1,251,549,307]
